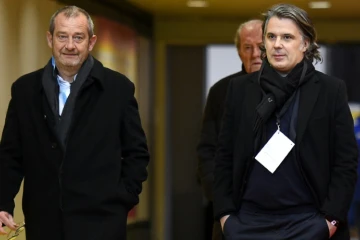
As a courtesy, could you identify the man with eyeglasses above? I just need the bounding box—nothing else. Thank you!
[0,5,149,240]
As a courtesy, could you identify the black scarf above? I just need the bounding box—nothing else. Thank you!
[253,58,315,153]
[42,56,94,150]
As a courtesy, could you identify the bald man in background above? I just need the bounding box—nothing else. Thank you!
[197,19,263,240]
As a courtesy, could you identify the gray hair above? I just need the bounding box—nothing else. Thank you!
[261,3,322,63]
[234,19,263,50]
[49,6,94,37]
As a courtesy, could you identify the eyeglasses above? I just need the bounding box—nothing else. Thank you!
[6,222,25,240]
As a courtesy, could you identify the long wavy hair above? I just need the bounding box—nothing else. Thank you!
[260,4,322,63]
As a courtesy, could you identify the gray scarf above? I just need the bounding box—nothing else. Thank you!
[42,56,94,150]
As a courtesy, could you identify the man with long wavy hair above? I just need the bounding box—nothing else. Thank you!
[214,4,358,240]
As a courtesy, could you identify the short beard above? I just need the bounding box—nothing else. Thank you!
[62,59,82,68]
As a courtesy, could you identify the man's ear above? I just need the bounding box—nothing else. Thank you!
[46,31,53,49]
[302,39,310,52]
[88,35,97,51]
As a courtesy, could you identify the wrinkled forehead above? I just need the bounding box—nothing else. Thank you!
[54,13,89,33]
[240,26,263,45]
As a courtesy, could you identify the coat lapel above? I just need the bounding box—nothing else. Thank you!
[241,79,262,151]
[244,81,262,125]
[30,79,63,169]
[68,76,99,137]
[66,61,105,141]
[31,69,58,140]
[296,76,321,144]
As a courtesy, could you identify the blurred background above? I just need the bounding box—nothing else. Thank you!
[0,0,360,239]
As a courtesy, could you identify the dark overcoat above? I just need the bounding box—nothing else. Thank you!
[0,58,150,240]
[197,70,245,240]
[213,70,358,240]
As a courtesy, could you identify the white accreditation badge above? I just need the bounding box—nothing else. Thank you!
[255,130,295,173]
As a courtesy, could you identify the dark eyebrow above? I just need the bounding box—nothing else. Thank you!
[283,33,295,38]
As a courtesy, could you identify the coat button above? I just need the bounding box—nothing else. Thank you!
[44,115,47,120]
[51,143,57,149]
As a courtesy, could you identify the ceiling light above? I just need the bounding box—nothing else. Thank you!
[308,1,332,9]
[187,0,209,8]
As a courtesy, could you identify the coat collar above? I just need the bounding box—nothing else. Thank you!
[36,56,106,93]
[296,74,321,144]
[245,69,321,145]
[88,57,105,90]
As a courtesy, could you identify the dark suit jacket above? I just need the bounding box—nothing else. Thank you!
[197,71,246,201]
[213,70,358,240]
[0,57,150,240]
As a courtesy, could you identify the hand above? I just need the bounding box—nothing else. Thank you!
[0,211,17,235]
[220,214,231,231]
[325,219,337,238]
